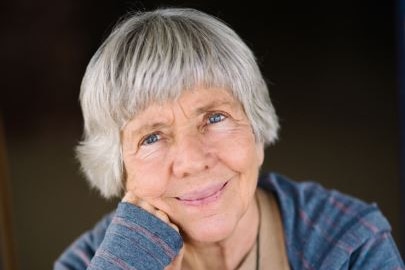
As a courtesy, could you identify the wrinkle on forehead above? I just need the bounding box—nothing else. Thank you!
[175,87,240,117]
[124,105,175,140]
[124,87,243,138]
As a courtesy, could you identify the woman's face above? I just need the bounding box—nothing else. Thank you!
[122,87,264,243]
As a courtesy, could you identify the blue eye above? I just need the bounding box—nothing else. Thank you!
[208,113,226,124]
[141,133,160,145]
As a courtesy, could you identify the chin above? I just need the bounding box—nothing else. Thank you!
[182,214,238,244]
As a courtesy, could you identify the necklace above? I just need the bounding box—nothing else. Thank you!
[235,193,261,270]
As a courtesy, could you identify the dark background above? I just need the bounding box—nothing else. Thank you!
[0,0,403,269]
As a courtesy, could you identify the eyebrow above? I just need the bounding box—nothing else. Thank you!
[194,100,235,115]
[130,99,237,137]
[130,122,169,139]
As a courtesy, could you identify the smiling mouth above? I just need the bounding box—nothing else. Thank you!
[176,181,229,205]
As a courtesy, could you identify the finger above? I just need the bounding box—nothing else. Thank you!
[122,192,179,231]
[155,210,179,232]
[155,209,170,223]
[124,193,156,216]
[122,192,139,204]
[137,199,156,214]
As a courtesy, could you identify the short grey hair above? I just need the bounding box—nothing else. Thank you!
[77,8,279,198]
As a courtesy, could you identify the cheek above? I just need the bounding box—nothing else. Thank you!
[209,126,260,172]
[210,127,261,203]
[124,156,169,199]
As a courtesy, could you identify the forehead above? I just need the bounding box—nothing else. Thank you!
[124,87,242,131]
[145,86,239,114]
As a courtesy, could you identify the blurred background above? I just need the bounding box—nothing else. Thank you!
[0,0,404,269]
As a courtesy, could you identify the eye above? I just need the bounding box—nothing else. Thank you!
[140,133,161,146]
[207,113,226,124]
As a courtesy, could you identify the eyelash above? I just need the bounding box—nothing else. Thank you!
[139,112,228,147]
[140,133,161,146]
[206,112,227,125]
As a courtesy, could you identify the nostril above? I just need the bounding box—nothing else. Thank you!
[171,133,218,178]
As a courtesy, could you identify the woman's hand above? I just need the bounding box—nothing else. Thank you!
[122,192,184,270]
[122,192,179,232]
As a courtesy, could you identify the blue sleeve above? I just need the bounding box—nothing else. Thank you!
[261,173,405,269]
[348,231,405,269]
[54,202,183,270]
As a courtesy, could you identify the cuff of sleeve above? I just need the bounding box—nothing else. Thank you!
[90,202,183,270]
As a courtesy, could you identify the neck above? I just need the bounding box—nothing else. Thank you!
[182,193,260,270]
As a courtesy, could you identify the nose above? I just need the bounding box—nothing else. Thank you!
[171,133,216,178]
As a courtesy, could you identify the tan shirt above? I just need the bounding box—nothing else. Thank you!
[237,188,290,270]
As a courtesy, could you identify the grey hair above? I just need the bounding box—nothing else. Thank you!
[77,8,279,198]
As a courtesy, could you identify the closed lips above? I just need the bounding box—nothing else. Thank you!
[176,182,228,201]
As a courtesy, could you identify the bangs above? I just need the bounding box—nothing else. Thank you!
[100,11,252,127]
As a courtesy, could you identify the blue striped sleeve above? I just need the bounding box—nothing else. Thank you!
[259,173,405,269]
[54,202,183,270]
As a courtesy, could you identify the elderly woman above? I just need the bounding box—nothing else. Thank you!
[55,8,404,270]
